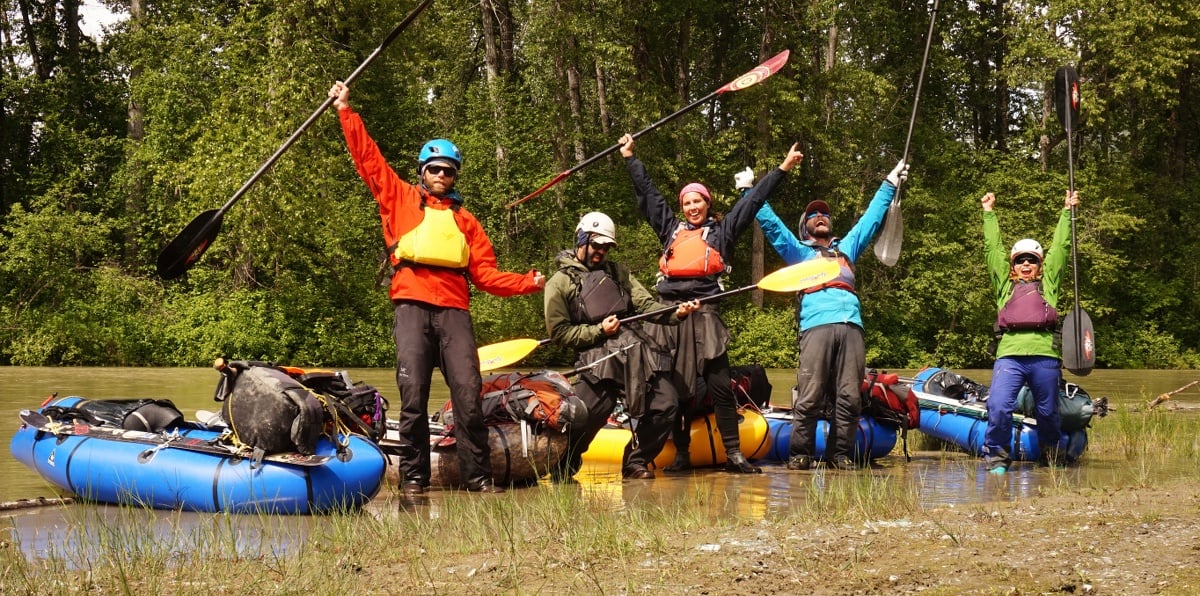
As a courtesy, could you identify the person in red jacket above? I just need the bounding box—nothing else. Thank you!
[328,81,545,495]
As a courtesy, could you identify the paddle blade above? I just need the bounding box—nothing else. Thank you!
[478,338,545,372]
[757,258,841,293]
[1054,66,1080,133]
[1061,308,1095,376]
[157,209,224,279]
[874,198,903,267]
[717,50,790,94]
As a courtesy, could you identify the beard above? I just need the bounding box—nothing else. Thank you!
[807,223,832,240]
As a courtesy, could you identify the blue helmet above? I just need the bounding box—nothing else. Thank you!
[418,139,462,170]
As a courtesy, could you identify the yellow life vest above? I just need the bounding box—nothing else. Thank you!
[393,206,469,269]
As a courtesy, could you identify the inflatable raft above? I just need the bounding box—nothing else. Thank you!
[911,367,1097,462]
[382,422,569,488]
[580,409,772,469]
[10,396,386,514]
[759,411,899,463]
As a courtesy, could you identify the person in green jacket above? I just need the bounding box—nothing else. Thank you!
[980,189,1080,474]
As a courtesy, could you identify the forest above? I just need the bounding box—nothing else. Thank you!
[2,0,1198,369]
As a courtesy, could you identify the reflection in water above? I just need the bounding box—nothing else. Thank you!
[3,504,311,564]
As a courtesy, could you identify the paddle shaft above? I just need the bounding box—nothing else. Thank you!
[507,50,790,209]
[1059,66,1085,360]
[157,0,434,277]
[218,0,433,220]
[875,0,939,267]
[618,282,754,326]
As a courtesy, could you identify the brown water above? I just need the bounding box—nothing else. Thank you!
[3,366,1197,510]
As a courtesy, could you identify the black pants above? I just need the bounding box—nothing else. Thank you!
[672,352,740,455]
[789,323,865,461]
[391,301,489,487]
[553,374,679,477]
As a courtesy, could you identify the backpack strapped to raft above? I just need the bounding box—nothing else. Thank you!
[40,398,185,433]
[862,369,920,460]
[212,360,391,464]
[436,370,586,434]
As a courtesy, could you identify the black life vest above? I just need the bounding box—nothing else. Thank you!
[566,266,632,324]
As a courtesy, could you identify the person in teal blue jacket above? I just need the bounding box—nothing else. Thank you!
[754,160,907,471]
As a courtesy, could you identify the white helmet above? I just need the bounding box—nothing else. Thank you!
[575,212,617,246]
[1010,238,1043,261]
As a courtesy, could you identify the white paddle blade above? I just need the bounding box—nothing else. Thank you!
[874,199,903,267]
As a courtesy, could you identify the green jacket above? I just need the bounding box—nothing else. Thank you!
[544,250,678,350]
[544,250,680,415]
[983,208,1072,359]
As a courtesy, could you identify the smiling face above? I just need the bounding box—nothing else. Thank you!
[1011,254,1042,281]
[679,192,709,225]
[576,235,613,269]
[804,211,832,241]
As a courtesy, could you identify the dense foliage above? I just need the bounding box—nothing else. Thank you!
[2,0,1199,369]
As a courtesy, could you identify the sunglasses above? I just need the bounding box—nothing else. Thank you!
[1012,255,1041,266]
[588,241,613,251]
[806,211,830,220]
[425,165,458,177]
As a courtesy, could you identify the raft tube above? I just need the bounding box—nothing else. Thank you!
[759,412,899,462]
[581,409,771,469]
[10,396,385,514]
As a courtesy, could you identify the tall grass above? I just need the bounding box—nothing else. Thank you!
[1,407,1196,593]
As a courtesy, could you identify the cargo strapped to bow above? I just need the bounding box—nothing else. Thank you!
[862,369,919,460]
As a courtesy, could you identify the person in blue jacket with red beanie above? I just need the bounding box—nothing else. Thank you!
[754,159,907,471]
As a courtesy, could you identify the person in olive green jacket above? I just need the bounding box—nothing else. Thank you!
[980,190,1080,474]
[544,212,699,481]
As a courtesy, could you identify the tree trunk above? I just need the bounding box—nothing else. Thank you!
[566,35,584,162]
[125,0,147,263]
[480,0,510,174]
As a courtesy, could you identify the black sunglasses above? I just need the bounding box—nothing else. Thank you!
[588,241,613,251]
[425,165,458,177]
[1013,255,1041,266]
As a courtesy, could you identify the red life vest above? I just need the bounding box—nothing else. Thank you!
[659,223,725,278]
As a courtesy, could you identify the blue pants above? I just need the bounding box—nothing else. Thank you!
[985,356,1063,466]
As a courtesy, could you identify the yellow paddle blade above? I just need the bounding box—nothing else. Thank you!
[477,338,544,372]
[757,258,841,293]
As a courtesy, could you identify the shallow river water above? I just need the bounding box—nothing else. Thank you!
[2,365,1197,559]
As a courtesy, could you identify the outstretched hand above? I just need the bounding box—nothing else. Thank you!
[734,167,755,191]
[328,81,350,111]
[779,143,804,173]
[618,134,635,158]
[887,160,909,187]
[1064,190,1080,209]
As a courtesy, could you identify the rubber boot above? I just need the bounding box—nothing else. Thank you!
[724,450,762,474]
[663,450,692,473]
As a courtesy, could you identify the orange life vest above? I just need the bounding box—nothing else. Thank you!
[658,224,725,278]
